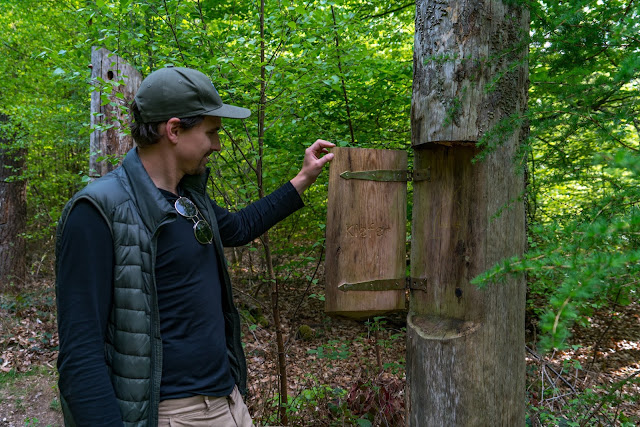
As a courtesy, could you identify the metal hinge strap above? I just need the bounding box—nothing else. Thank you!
[408,277,428,292]
[340,168,430,182]
[338,279,404,292]
[337,277,428,292]
[412,169,431,182]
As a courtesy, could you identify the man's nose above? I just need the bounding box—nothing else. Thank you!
[211,135,222,152]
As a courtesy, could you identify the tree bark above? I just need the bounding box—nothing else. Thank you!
[0,114,27,290]
[408,0,529,425]
[90,47,142,177]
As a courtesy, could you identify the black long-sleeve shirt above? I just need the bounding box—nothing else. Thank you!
[56,182,303,426]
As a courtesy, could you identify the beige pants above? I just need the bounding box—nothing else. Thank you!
[158,386,254,427]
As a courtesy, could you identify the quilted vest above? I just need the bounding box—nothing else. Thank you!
[55,149,247,426]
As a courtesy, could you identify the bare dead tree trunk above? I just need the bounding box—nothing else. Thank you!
[0,114,27,290]
[408,0,529,425]
[90,47,142,177]
[258,0,289,424]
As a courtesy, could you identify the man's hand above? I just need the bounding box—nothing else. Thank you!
[290,139,335,194]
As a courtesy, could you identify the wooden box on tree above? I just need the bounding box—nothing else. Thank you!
[324,0,528,423]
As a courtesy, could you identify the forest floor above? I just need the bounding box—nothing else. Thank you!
[0,269,638,426]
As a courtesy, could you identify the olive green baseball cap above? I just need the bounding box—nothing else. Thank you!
[134,65,250,123]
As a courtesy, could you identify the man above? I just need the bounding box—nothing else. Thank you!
[55,65,334,426]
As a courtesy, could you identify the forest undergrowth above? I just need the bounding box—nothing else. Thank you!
[0,260,638,426]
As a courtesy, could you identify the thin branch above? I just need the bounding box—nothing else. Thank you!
[285,244,325,353]
[526,346,579,394]
[152,0,186,63]
[579,370,640,427]
[540,110,640,152]
[332,6,355,145]
[222,127,259,176]
[364,2,414,19]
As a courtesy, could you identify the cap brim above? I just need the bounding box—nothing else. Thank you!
[203,103,251,119]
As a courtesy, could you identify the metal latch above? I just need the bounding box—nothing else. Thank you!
[338,277,428,292]
[340,168,431,182]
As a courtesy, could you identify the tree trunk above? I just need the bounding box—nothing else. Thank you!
[331,6,355,145]
[408,0,529,425]
[0,114,27,290]
[90,47,142,177]
[258,0,289,423]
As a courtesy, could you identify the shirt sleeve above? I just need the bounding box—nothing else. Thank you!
[214,181,305,247]
[56,200,124,426]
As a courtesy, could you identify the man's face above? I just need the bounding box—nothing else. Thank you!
[176,115,222,175]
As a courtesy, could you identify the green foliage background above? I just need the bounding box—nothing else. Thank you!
[1,0,638,352]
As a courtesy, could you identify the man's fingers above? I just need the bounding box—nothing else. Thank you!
[318,152,334,165]
[290,139,335,194]
[309,139,335,152]
[307,140,335,162]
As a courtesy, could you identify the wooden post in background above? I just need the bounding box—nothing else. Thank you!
[408,0,529,425]
[90,47,142,177]
[325,147,407,319]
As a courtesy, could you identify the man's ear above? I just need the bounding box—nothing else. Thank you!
[165,117,182,144]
